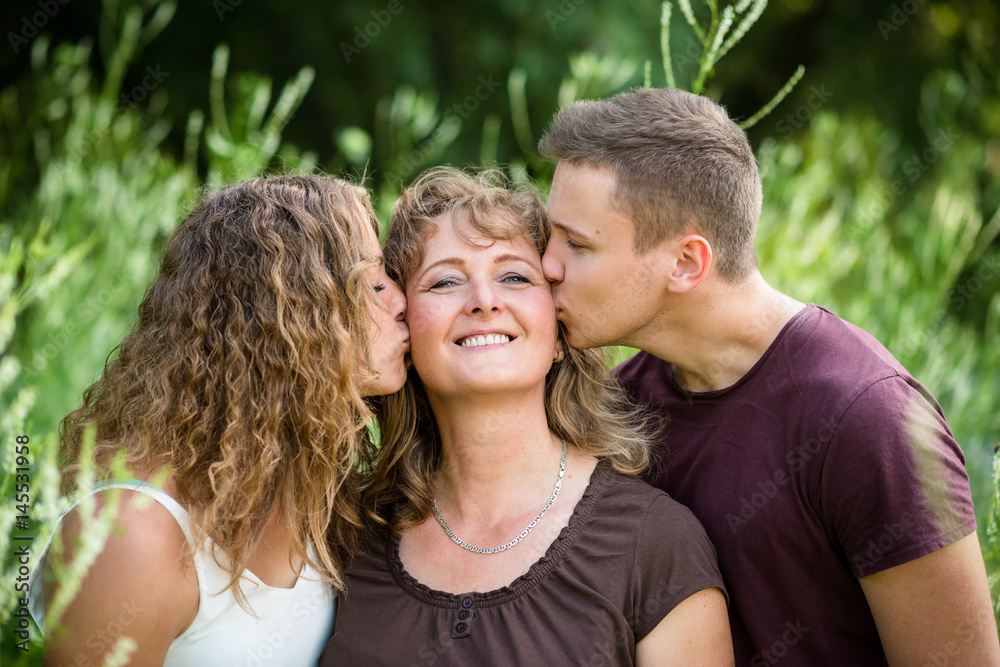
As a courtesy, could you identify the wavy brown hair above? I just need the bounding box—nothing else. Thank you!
[60,174,384,602]
[366,167,653,532]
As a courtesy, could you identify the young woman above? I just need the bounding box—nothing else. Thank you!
[322,168,733,665]
[29,175,409,665]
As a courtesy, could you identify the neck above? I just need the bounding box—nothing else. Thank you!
[427,388,564,523]
[639,274,805,392]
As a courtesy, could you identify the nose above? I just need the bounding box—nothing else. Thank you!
[387,280,406,321]
[541,242,564,284]
[465,278,502,316]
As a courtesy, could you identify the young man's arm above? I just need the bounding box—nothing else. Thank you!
[859,532,1000,665]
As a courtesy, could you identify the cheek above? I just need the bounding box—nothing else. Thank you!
[525,293,558,339]
[402,301,441,350]
[367,303,393,348]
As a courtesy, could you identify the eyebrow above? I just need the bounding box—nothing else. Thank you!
[549,218,591,241]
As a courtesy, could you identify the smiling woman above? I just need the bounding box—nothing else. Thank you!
[321,167,734,666]
[404,207,558,399]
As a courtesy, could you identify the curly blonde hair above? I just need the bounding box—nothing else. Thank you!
[60,174,383,601]
[366,167,653,532]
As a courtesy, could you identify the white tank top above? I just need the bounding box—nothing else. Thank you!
[29,480,336,666]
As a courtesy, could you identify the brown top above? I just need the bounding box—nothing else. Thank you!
[320,460,726,666]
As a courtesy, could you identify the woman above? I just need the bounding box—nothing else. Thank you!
[29,175,409,665]
[322,168,732,665]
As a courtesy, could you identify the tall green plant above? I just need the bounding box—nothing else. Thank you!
[0,0,323,662]
[649,0,803,130]
[504,0,802,183]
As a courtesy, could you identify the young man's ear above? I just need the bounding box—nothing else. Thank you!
[665,234,712,294]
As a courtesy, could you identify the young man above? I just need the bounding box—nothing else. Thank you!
[539,87,999,664]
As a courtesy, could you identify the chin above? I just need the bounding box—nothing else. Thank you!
[381,371,408,396]
[361,368,408,398]
[563,327,592,351]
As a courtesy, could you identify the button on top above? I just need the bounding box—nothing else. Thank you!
[461,597,473,609]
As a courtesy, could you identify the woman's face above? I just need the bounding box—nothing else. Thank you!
[360,223,410,397]
[405,211,559,399]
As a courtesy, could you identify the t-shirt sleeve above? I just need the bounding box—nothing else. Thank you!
[819,376,976,578]
[630,494,728,641]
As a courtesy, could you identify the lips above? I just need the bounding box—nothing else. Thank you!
[456,333,514,348]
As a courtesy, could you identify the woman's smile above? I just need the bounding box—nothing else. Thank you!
[456,332,516,348]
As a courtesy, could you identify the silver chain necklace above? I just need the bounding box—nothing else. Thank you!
[431,440,568,555]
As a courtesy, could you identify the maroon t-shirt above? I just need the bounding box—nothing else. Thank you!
[616,304,976,665]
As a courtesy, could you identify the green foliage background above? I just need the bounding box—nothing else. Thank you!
[1,0,999,663]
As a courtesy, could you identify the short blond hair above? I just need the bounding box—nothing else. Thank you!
[539,87,762,282]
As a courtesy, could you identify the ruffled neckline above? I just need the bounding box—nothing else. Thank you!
[386,459,615,609]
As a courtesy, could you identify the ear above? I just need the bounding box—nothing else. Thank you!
[666,234,712,294]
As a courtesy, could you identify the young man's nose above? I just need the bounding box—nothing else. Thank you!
[541,244,564,283]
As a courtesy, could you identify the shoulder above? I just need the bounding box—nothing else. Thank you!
[596,470,717,554]
[57,487,194,574]
[45,489,199,661]
[759,306,945,424]
[341,523,394,586]
[595,472,727,636]
[779,305,908,386]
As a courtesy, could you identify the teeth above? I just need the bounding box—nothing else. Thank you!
[460,334,510,347]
